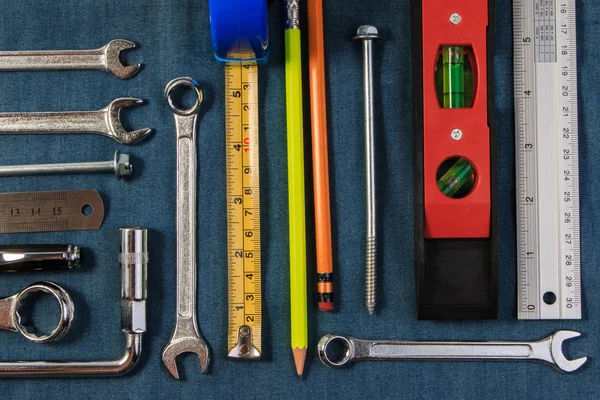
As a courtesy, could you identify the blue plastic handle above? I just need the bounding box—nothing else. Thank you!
[208,0,269,64]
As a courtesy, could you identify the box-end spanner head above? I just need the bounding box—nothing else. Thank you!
[318,330,587,373]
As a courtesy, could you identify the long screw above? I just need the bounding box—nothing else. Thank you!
[0,150,132,180]
[354,25,381,315]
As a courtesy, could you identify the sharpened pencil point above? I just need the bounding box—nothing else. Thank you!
[293,347,307,377]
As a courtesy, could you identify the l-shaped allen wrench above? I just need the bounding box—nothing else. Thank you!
[0,227,148,378]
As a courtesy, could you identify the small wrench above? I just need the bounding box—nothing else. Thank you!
[162,77,210,379]
[0,282,74,343]
[0,40,141,79]
[0,98,152,144]
[318,331,587,373]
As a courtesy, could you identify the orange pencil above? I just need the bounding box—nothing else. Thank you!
[308,0,334,312]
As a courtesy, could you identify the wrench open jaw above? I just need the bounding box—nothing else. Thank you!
[105,97,152,144]
[547,331,588,373]
[162,325,210,379]
[102,39,141,79]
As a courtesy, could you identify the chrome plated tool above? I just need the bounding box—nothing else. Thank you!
[318,331,587,373]
[0,98,151,144]
[162,77,211,378]
[0,282,74,343]
[0,40,141,79]
[0,245,80,272]
[0,227,148,377]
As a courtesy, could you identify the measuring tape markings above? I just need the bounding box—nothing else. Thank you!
[225,49,262,357]
[513,0,581,319]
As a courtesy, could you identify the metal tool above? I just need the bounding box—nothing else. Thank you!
[513,0,581,319]
[224,48,262,360]
[0,282,74,343]
[0,151,132,180]
[162,77,210,378]
[0,40,141,79]
[318,331,587,373]
[354,25,381,315]
[0,98,151,145]
[0,245,80,272]
[0,190,104,233]
[0,227,148,378]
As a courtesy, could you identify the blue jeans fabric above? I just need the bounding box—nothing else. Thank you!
[0,0,597,398]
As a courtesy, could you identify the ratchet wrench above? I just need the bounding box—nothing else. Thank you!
[0,282,74,343]
[162,77,210,379]
[0,98,152,144]
[318,332,588,373]
[0,39,141,79]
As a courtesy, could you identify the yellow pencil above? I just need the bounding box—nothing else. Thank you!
[285,0,308,378]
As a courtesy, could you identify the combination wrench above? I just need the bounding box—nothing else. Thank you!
[0,98,152,144]
[0,39,141,79]
[318,331,588,373]
[162,77,210,379]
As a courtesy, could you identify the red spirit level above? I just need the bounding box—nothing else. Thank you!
[412,0,497,319]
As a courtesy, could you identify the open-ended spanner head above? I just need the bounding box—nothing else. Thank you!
[104,97,152,144]
[102,39,141,79]
[162,331,210,379]
[547,330,587,373]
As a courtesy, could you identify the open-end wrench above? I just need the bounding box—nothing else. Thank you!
[0,98,152,144]
[162,77,210,379]
[0,40,141,79]
[318,331,587,373]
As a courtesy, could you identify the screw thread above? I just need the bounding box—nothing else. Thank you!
[366,236,377,314]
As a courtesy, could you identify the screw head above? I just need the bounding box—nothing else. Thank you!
[450,13,462,25]
[114,150,133,180]
[451,128,463,141]
[353,25,381,41]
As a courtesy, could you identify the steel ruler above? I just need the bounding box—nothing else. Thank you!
[225,48,262,358]
[0,190,104,233]
[513,0,581,319]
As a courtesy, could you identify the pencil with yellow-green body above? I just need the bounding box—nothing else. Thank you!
[285,0,308,378]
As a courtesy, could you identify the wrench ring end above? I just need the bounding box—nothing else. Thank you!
[165,77,203,116]
[318,334,354,368]
[14,281,74,343]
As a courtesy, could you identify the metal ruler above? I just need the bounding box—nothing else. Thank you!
[225,49,262,358]
[0,190,104,233]
[513,0,581,319]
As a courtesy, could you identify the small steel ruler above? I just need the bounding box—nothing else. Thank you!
[0,189,104,233]
[513,0,581,319]
[225,47,262,358]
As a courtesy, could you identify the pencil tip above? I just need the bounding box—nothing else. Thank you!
[293,347,307,377]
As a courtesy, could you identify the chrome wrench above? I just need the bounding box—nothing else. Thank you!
[0,98,152,144]
[318,331,587,373]
[162,77,210,379]
[0,40,141,79]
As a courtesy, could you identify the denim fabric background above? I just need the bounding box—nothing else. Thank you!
[0,0,597,399]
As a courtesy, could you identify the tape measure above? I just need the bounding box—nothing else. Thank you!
[513,0,581,319]
[225,48,262,358]
[0,190,104,233]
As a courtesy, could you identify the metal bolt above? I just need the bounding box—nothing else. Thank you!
[354,25,381,315]
[451,128,463,140]
[450,13,462,25]
[0,150,132,180]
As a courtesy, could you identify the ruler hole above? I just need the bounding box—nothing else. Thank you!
[81,204,93,217]
[543,292,557,305]
[436,157,476,199]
